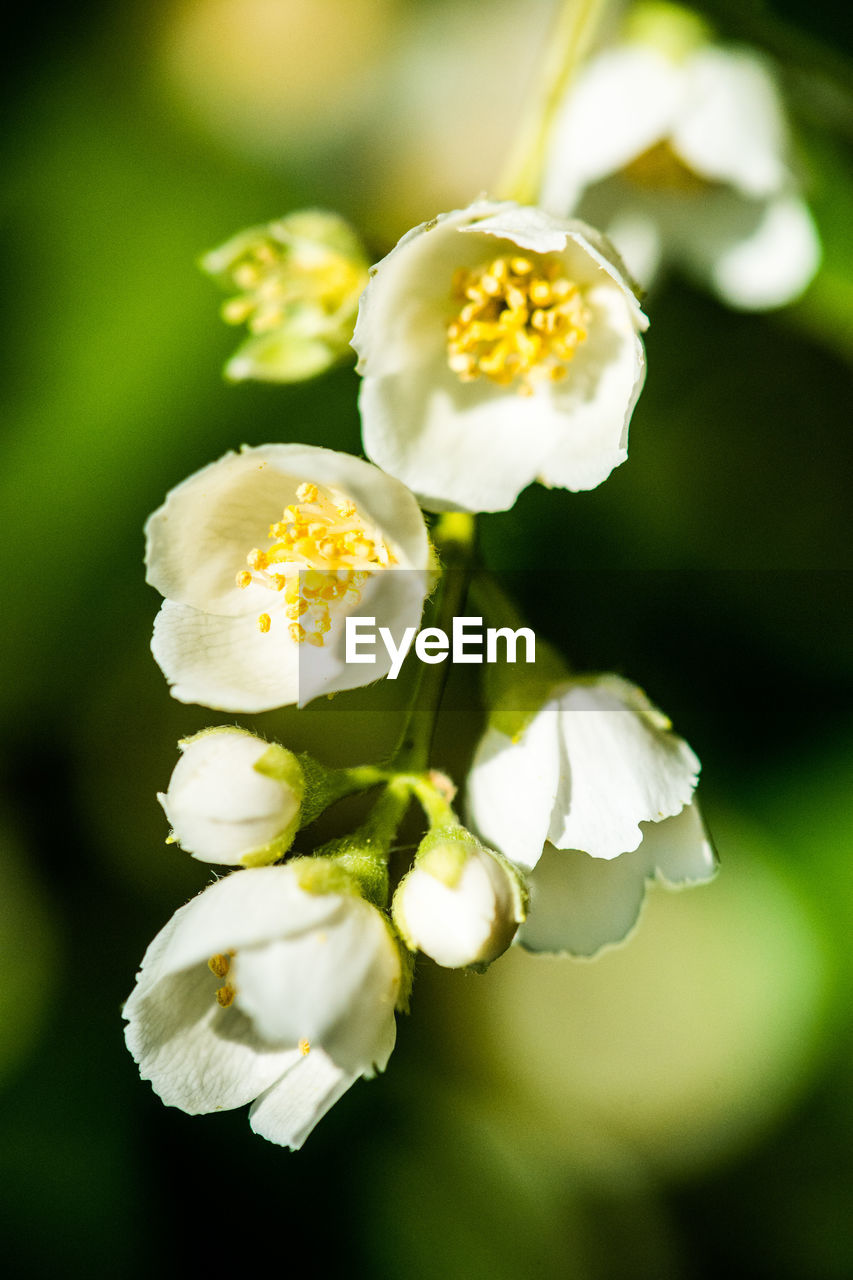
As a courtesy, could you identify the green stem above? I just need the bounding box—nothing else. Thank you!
[298,758,390,828]
[396,772,460,830]
[392,512,477,772]
[323,776,412,907]
[495,0,611,205]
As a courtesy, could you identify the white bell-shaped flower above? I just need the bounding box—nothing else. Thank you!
[466,674,716,955]
[158,727,304,866]
[122,862,403,1149]
[540,7,820,310]
[146,443,430,711]
[352,200,647,513]
[392,828,526,969]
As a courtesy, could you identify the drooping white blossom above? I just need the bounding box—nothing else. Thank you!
[540,8,820,310]
[158,727,304,867]
[466,675,716,955]
[353,200,648,513]
[392,828,526,969]
[122,862,402,1149]
[146,443,430,711]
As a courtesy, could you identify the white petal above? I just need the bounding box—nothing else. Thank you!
[294,565,430,702]
[397,849,520,969]
[672,48,789,198]
[594,205,664,294]
[249,1048,358,1149]
[123,901,301,1112]
[541,46,685,213]
[518,842,648,957]
[549,677,700,858]
[149,866,343,979]
[145,444,430,615]
[642,799,718,887]
[360,357,548,512]
[700,193,821,311]
[159,729,298,862]
[466,709,563,870]
[352,201,515,379]
[536,281,646,491]
[152,599,301,712]
[233,900,399,1074]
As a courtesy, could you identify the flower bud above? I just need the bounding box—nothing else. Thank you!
[158,728,304,866]
[392,827,526,969]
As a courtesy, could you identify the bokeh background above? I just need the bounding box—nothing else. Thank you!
[1,0,852,1275]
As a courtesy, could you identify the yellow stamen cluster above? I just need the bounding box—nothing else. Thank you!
[221,234,366,336]
[298,1038,311,1056]
[622,140,709,194]
[209,951,236,1008]
[236,481,394,646]
[446,254,590,395]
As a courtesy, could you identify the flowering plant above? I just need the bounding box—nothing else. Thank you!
[118,0,825,1151]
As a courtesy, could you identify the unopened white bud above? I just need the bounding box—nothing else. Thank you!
[158,728,304,866]
[393,828,526,969]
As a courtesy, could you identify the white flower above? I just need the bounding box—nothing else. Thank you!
[158,728,304,867]
[352,200,647,513]
[146,443,430,711]
[122,862,402,1149]
[466,675,716,956]
[540,14,820,310]
[200,210,369,384]
[392,828,526,969]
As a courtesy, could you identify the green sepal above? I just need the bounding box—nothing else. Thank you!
[483,632,568,742]
[623,2,712,59]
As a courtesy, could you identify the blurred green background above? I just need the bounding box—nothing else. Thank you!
[1,1,851,1275]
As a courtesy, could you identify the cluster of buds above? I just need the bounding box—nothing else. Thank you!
[125,733,530,1148]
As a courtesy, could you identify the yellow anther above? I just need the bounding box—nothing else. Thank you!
[299,1038,311,1056]
[306,632,325,647]
[234,263,262,289]
[446,253,590,392]
[216,983,236,1008]
[208,953,231,978]
[236,483,391,639]
[222,297,254,325]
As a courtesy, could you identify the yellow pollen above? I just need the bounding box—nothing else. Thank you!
[299,1038,311,1056]
[216,983,236,1008]
[446,253,590,392]
[237,483,395,647]
[208,953,231,978]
